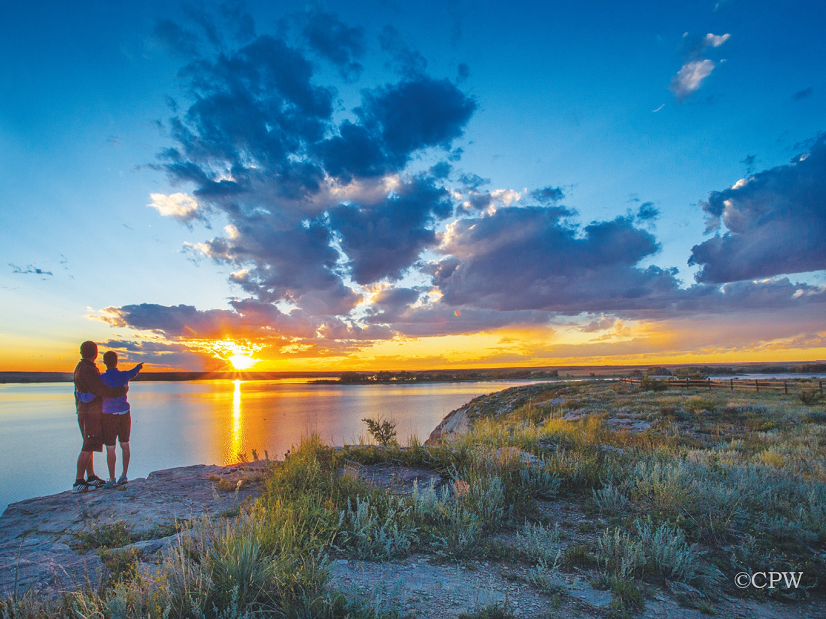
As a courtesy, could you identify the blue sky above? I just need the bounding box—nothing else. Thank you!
[1,0,824,371]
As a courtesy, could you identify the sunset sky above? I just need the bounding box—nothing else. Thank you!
[1,0,825,372]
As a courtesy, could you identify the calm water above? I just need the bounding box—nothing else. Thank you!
[0,379,542,514]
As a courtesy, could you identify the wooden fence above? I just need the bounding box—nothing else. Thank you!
[619,377,824,395]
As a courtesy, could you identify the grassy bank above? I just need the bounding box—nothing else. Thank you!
[2,380,825,617]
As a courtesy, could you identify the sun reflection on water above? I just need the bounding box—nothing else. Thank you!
[226,379,244,464]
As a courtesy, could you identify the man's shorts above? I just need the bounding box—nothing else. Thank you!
[102,412,131,446]
[78,411,103,452]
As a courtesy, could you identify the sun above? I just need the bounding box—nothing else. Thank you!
[229,354,257,370]
[191,338,263,370]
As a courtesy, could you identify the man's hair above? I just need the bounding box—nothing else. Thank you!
[103,351,118,367]
[80,341,97,359]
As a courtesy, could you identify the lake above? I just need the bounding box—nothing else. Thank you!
[0,379,543,514]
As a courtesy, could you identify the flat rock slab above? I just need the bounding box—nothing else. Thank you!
[0,462,267,595]
[351,463,444,494]
[331,557,565,618]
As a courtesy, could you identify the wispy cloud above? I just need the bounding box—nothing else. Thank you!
[9,263,53,276]
[670,59,715,100]
[670,32,730,101]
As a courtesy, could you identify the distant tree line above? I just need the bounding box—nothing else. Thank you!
[629,363,826,380]
[337,369,559,384]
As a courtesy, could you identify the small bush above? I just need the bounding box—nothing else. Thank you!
[686,397,716,413]
[562,543,598,569]
[609,577,644,612]
[99,547,140,584]
[516,521,562,563]
[361,415,398,446]
[338,495,417,560]
[592,484,630,514]
[75,520,134,551]
[798,388,823,405]
[640,377,668,392]
[458,603,518,619]
[597,528,645,579]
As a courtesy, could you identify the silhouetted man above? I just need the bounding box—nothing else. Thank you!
[72,341,127,492]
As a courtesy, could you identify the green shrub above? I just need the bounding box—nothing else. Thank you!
[75,520,134,551]
[361,415,398,446]
[798,389,823,405]
[640,377,668,392]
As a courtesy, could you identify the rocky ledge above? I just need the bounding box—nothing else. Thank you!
[0,463,266,595]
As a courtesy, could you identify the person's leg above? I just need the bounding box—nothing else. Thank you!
[86,454,96,479]
[76,451,91,482]
[107,445,117,481]
[118,413,132,482]
[120,442,130,478]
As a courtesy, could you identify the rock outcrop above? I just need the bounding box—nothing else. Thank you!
[0,463,266,595]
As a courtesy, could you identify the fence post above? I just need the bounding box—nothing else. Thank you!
[686,378,689,390]
[821,380,823,394]
[730,378,733,391]
[755,379,759,393]
[784,381,788,395]
[708,378,711,390]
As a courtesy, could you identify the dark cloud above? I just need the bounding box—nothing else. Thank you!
[689,133,826,283]
[203,219,362,315]
[161,34,334,201]
[793,87,813,101]
[429,161,452,179]
[219,0,256,43]
[579,317,617,332]
[378,25,427,77]
[456,63,470,83]
[318,76,475,181]
[530,186,564,205]
[460,173,489,189]
[301,9,365,81]
[741,154,756,175]
[151,21,477,318]
[636,202,659,222]
[98,339,210,371]
[148,20,201,58]
[9,263,53,276]
[328,175,453,284]
[433,207,681,312]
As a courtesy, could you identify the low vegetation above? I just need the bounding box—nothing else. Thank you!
[2,379,825,617]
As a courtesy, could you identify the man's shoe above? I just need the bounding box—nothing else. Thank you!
[117,475,128,486]
[73,480,92,493]
[86,475,106,489]
[103,480,117,489]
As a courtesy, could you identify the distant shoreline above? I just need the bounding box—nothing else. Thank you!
[1,361,824,384]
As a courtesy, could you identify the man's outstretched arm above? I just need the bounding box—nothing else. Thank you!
[124,362,144,381]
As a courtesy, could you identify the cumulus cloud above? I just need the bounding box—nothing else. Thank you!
[433,206,682,312]
[151,24,474,317]
[689,133,826,283]
[125,12,826,365]
[328,175,453,284]
[148,192,203,224]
